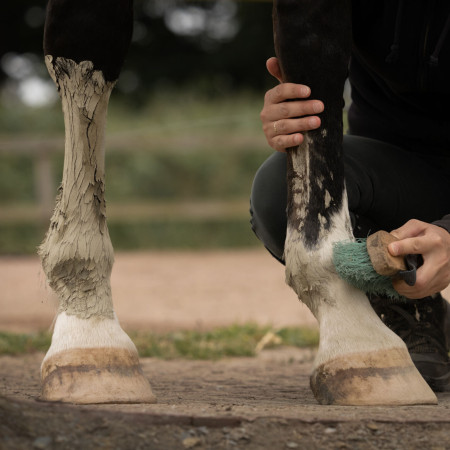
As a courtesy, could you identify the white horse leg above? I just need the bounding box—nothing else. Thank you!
[285,191,436,405]
[275,0,436,405]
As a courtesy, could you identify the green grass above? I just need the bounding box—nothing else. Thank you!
[0,149,266,204]
[0,324,319,359]
[108,218,259,250]
[0,331,51,355]
[0,217,260,254]
[0,223,47,254]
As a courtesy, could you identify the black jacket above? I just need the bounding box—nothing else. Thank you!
[348,0,450,231]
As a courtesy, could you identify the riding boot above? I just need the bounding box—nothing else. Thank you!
[370,294,450,392]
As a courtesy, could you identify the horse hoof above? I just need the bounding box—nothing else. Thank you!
[40,347,156,404]
[310,347,437,405]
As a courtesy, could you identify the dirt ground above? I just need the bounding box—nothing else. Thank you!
[1,250,450,449]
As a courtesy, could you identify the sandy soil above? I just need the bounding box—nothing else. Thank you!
[0,249,316,333]
[1,251,450,449]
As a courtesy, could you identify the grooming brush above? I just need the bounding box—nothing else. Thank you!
[333,230,421,300]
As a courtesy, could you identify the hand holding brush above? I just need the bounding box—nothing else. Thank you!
[333,230,422,300]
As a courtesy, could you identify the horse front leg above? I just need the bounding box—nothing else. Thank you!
[38,0,156,404]
[274,0,436,405]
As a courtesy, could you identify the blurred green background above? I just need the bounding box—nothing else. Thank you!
[0,0,277,254]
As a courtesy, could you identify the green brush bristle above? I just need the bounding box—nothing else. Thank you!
[332,239,403,300]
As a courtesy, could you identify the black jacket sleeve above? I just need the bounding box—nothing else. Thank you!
[433,215,450,233]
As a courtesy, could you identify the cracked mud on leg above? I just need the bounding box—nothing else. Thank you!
[38,53,155,404]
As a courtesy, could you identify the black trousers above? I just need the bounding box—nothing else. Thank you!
[250,135,450,264]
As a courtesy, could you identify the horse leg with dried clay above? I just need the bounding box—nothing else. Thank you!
[39,0,156,404]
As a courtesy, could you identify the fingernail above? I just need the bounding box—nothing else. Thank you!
[300,86,310,97]
[309,117,319,127]
[313,102,324,113]
[389,243,399,256]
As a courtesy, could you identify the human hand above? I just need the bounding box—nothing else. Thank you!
[388,219,450,298]
[260,57,324,152]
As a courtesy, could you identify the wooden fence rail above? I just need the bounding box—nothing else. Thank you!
[0,132,263,224]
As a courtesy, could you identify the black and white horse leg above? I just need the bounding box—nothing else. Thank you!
[39,0,156,404]
[274,0,436,405]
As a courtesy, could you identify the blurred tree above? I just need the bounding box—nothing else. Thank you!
[1,0,276,105]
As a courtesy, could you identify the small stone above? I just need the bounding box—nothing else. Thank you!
[366,423,379,431]
[324,427,337,434]
[182,437,202,449]
[286,442,299,448]
[33,436,52,449]
[229,427,250,442]
[197,426,209,435]
[180,431,189,441]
